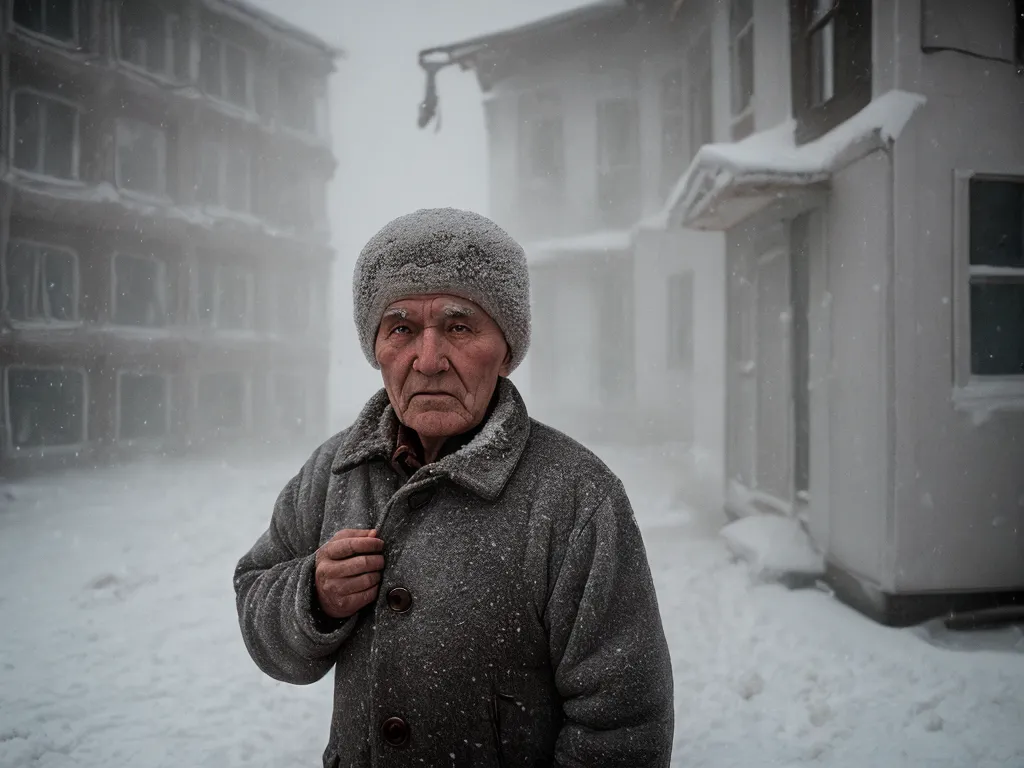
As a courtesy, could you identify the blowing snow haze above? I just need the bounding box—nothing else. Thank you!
[1,1,1023,767]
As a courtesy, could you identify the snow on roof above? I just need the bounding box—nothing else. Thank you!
[658,89,928,231]
[524,229,634,264]
[419,1,626,65]
[204,0,344,59]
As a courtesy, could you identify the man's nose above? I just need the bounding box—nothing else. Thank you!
[412,326,450,375]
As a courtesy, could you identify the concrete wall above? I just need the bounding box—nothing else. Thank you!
[886,0,1024,592]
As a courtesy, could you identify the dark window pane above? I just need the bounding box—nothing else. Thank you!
[970,179,1024,268]
[217,268,251,329]
[43,100,77,179]
[8,368,85,449]
[198,372,245,430]
[199,36,221,95]
[13,93,42,172]
[224,44,248,106]
[224,147,250,211]
[277,273,310,333]
[171,17,190,80]
[44,0,75,41]
[13,0,44,33]
[5,241,39,320]
[279,67,316,132]
[117,119,166,195]
[43,247,77,320]
[196,142,220,205]
[119,373,167,440]
[970,280,1024,376]
[195,259,216,326]
[732,27,754,115]
[114,255,165,326]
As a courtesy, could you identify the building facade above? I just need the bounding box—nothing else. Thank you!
[418,2,727,505]
[665,0,1023,624]
[0,0,339,474]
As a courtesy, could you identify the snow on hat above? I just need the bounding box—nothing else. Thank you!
[353,208,531,373]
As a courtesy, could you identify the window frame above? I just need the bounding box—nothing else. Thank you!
[516,88,566,194]
[115,369,172,444]
[212,264,256,332]
[199,33,254,111]
[10,0,80,49]
[114,117,170,201]
[687,29,714,158]
[10,87,82,184]
[789,0,873,145]
[3,364,89,456]
[1,238,81,327]
[114,0,188,83]
[196,139,253,214]
[195,370,252,435]
[110,251,169,328]
[952,169,1024,411]
[268,371,310,436]
[595,94,642,223]
[729,0,755,140]
[659,67,687,197]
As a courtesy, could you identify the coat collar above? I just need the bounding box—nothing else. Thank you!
[330,378,531,502]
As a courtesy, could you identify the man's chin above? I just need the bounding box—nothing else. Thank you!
[403,409,471,438]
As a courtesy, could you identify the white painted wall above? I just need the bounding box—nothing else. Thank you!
[887,0,1024,592]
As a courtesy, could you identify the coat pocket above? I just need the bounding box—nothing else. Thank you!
[490,667,561,767]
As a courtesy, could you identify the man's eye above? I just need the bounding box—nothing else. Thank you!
[450,324,471,333]
[391,325,411,335]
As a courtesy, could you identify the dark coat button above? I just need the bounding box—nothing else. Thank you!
[381,716,409,747]
[408,487,434,510]
[387,586,412,613]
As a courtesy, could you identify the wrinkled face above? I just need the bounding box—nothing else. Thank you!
[375,294,511,440]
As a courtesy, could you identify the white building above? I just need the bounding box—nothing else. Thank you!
[660,0,1023,624]
[422,0,1024,625]
[418,2,727,508]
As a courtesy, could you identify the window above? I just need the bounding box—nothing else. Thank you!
[116,118,168,198]
[729,0,755,139]
[13,0,77,45]
[3,240,78,323]
[278,66,328,136]
[276,271,313,334]
[195,260,254,330]
[967,178,1024,377]
[274,168,323,231]
[517,90,565,189]
[200,35,251,108]
[117,372,168,441]
[661,69,687,195]
[198,371,248,431]
[197,140,251,212]
[668,272,695,370]
[118,1,189,81]
[790,0,872,144]
[113,253,166,327]
[596,97,641,224]
[688,31,714,156]
[216,266,254,330]
[5,367,85,450]
[271,373,307,436]
[12,90,79,180]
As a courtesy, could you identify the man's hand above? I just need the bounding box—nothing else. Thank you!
[314,529,385,619]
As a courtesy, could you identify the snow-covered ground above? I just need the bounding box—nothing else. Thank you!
[2,447,1022,768]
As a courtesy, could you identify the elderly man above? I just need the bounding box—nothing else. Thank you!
[234,208,674,767]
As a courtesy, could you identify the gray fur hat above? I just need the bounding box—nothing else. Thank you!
[353,208,531,373]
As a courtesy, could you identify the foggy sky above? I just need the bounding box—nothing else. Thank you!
[247,1,593,421]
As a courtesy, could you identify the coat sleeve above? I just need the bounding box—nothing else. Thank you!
[233,438,356,685]
[546,478,675,767]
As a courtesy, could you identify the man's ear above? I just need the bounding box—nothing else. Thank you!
[498,348,512,378]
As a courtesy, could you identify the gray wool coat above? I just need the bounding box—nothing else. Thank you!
[234,379,674,767]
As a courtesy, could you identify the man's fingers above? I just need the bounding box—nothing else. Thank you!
[322,534,384,561]
[326,569,382,598]
[324,583,380,620]
[319,553,385,579]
